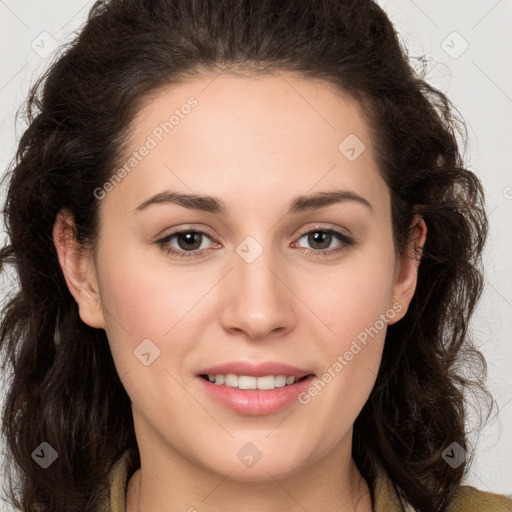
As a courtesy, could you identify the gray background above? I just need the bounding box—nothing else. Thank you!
[1,0,511,507]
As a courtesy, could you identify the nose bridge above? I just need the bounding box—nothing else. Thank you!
[236,236,284,310]
[220,233,295,339]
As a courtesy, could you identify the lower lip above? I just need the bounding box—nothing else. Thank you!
[196,375,316,416]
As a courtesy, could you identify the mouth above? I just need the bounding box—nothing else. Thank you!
[199,373,312,390]
[195,362,316,415]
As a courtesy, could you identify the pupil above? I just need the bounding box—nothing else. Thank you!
[311,231,330,249]
[180,232,201,250]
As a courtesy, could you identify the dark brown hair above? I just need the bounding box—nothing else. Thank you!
[0,1,493,511]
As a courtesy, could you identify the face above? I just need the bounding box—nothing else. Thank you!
[56,72,424,481]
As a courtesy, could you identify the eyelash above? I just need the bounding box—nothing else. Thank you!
[156,226,354,259]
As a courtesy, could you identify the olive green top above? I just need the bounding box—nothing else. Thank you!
[98,447,512,511]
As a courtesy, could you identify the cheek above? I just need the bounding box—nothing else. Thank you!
[305,249,397,347]
[93,246,169,371]
[95,243,215,386]
[296,242,396,415]
[95,254,197,415]
[296,287,391,453]
[97,244,200,336]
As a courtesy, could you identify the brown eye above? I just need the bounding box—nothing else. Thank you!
[293,228,354,257]
[157,229,215,258]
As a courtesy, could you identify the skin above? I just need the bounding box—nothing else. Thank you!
[53,71,427,512]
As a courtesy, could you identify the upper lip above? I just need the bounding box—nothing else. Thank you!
[198,361,314,379]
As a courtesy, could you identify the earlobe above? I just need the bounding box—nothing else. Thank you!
[389,215,428,324]
[52,209,105,329]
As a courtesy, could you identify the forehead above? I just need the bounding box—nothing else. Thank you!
[131,71,372,154]
[105,71,388,217]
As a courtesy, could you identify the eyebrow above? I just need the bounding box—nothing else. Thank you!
[133,189,373,215]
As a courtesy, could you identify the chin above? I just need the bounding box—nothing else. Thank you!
[195,446,309,482]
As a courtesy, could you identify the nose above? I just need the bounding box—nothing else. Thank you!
[219,248,297,341]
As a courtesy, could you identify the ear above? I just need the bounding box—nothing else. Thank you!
[388,214,427,325]
[52,209,105,329]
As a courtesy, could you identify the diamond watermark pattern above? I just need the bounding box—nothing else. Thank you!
[236,236,263,264]
[237,442,263,468]
[441,31,469,59]
[442,441,466,469]
[32,442,58,469]
[134,338,161,366]
[338,134,366,161]
[31,31,59,59]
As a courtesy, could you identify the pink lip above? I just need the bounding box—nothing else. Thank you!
[196,361,316,416]
[198,361,312,379]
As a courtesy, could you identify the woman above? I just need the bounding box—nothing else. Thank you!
[1,0,511,511]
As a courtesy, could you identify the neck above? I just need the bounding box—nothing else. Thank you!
[126,443,372,512]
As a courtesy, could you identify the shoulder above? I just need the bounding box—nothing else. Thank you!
[445,485,512,512]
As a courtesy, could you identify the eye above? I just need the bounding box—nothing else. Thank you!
[157,229,217,258]
[156,226,354,259]
[292,227,354,257]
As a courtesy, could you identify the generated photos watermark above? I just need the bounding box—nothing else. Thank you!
[298,301,403,405]
[93,96,199,200]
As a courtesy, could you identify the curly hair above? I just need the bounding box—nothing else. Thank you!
[0,1,493,511]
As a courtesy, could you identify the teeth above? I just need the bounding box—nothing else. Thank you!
[206,373,298,390]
